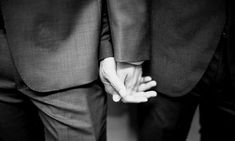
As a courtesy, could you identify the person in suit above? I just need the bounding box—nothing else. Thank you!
[0,0,109,140]
[0,0,155,140]
[136,0,235,141]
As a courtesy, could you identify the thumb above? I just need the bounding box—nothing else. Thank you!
[100,57,127,98]
[112,94,121,102]
[107,72,127,98]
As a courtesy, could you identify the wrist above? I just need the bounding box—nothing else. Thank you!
[117,61,144,66]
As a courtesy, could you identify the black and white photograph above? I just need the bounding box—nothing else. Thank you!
[0,0,234,141]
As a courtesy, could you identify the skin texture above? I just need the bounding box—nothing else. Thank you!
[99,57,157,103]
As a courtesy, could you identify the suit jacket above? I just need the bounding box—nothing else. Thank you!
[106,0,150,63]
[1,0,106,92]
[227,0,235,83]
[0,0,150,93]
[148,0,226,96]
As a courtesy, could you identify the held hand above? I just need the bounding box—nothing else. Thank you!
[99,57,126,102]
[116,62,157,103]
[99,57,157,103]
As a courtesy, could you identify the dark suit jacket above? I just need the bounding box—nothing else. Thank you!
[227,0,235,84]
[106,0,150,63]
[149,0,226,96]
[0,0,150,93]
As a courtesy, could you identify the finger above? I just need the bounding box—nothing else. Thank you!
[116,69,126,83]
[121,91,157,103]
[137,91,157,98]
[104,84,116,95]
[134,69,143,90]
[124,67,142,89]
[112,94,121,102]
[105,71,127,98]
[121,95,148,103]
[138,81,157,92]
[120,90,157,103]
[128,90,157,98]
[141,76,152,83]
[121,90,156,103]
[104,84,122,102]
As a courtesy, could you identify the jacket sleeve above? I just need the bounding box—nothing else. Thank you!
[99,0,113,60]
[106,0,150,63]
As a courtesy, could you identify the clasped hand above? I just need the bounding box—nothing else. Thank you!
[99,57,157,103]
